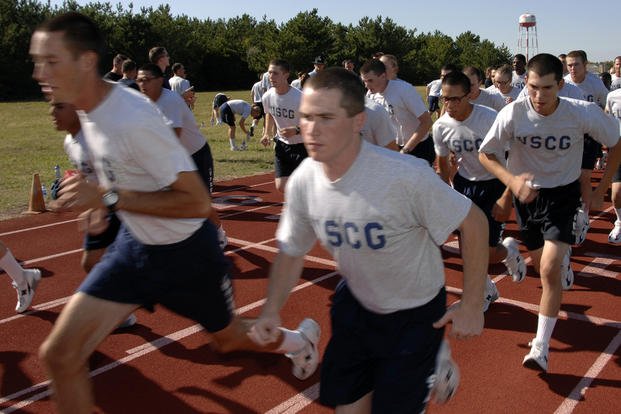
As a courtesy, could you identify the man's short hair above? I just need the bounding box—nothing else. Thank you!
[441,63,460,73]
[305,67,366,117]
[567,50,587,63]
[372,52,384,59]
[148,46,167,63]
[527,53,563,81]
[139,63,163,78]
[36,12,106,61]
[514,54,527,64]
[359,59,386,76]
[113,53,127,66]
[441,71,471,95]
[495,64,513,79]
[269,59,290,74]
[172,62,184,74]
[558,53,567,59]
[342,59,353,66]
[463,66,483,82]
[381,54,399,69]
[122,59,136,73]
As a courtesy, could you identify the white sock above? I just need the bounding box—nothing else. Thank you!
[0,249,26,289]
[534,314,557,346]
[229,138,236,148]
[615,207,621,222]
[276,328,307,354]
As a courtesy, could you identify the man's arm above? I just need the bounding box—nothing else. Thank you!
[479,152,537,204]
[261,113,275,146]
[437,155,451,184]
[592,141,621,209]
[401,111,432,153]
[250,252,306,345]
[433,203,488,338]
[52,170,211,218]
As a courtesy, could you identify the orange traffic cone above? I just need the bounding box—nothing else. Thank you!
[23,173,47,214]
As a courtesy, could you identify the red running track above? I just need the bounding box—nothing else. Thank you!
[0,172,619,413]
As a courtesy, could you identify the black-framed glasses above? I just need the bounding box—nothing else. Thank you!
[440,94,468,103]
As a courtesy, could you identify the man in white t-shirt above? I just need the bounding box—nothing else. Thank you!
[31,13,320,413]
[251,67,488,413]
[479,53,621,373]
[169,62,191,96]
[489,64,521,104]
[511,54,527,90]
[138,63,228,248]
[360,59,435,166]
[250,76,267,136]
[605,88,621,242]
[219,99,261,151]
[433,71,527,313]
[462,66,506,112]
[260,59,306,192]
[361,97,399,149]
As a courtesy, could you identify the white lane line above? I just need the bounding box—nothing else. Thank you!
[265,383,320,414]
[553,329,621,414]
[577,258,618,279]
[0,218,79,236]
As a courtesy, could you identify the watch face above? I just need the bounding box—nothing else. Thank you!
[104,191,118,207]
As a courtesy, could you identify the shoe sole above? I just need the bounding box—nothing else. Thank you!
[522,357,547,372]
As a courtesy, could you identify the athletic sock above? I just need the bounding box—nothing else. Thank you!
[0,249,27,289]
[534,314,557,347]
[276,328,307,354]
[615,207,621,222]
[229,138,237,149]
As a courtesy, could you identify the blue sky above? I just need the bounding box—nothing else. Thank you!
[48,0,618,62]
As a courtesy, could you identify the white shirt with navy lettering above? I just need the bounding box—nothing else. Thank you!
[63,131,98,183]
[480,97,619,188]
[511,71,526,90]
[277,140,471,314]
[564,72,609,108]
[77,84,202,245]
[262,86,303,145]
[433,104,502,181]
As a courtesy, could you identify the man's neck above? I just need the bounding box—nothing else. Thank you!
[75,78,113,112]
[275,84,290,95]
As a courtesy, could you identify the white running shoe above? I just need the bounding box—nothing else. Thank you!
[287,318,320,380]
[561,247,574,290]
[217,226,228,250]
[14,268,41,313]
[608,220,621,244]
[483,275,499,313]
[502,237,526,283]
[430,339,460,404]
[117,313,137,329]
[572,207,589,246]
[239,142,248,151]
[522,339,549,372]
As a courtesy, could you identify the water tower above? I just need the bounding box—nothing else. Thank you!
[517,13,538,61]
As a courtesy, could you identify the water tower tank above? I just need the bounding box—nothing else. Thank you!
[519,14,536,28]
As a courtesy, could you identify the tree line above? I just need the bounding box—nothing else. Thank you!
[1,0,513,100]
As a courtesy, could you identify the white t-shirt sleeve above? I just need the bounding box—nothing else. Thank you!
[480,106,513,155]
[432,121,449,157]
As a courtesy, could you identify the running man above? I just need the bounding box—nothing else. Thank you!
[251,67,488,413]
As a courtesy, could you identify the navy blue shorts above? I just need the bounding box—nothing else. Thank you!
[428,96,440,113]
[581,134,602,170]
[514,180,581,250]
[78,220,234,332]
[192,143,214,194]
[403,137,436,167]
[452,173,506,247]
[84,212,121,251]
[220,103,236,127]
[274,139,307,178]
[319,281,446,412]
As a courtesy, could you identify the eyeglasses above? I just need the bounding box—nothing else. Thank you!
[440,94,468,103]
[136,76,158,83]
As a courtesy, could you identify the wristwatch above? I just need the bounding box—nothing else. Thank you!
[295,126,301,134]
[102,189,119,212]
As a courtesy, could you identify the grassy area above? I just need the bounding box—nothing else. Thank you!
[0,90,273,219]
[1,86,429,220]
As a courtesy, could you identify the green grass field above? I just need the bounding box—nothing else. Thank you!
[0,86,428,220]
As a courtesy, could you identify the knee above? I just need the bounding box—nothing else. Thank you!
[39,336,81,375]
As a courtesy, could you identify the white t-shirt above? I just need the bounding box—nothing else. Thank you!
[367,79,429,146]
[564,72,609,108]
[223,99,252,119]
[611,74,621,91]
[480,97,620,188]
[488,85,521,104]
[433,104,502,181]
[169,75,190,96]
[606,88,621,119]
[251,81,265,103]
[155,88,206,155]
[290,78,302,90]
[78,85,203,245]
[63,130,98,183]
[277,140,471,314]
[511,71,526,90]
[360,97,397,147]
[262,86,303,144]
[470,88,506,112]
[427,79,442,97]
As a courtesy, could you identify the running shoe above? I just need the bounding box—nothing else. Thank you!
[14,268,41,313]
[502,237,526,283]
[287,318,320,380]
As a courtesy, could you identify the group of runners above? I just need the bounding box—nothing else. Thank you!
[1,10,619,413]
